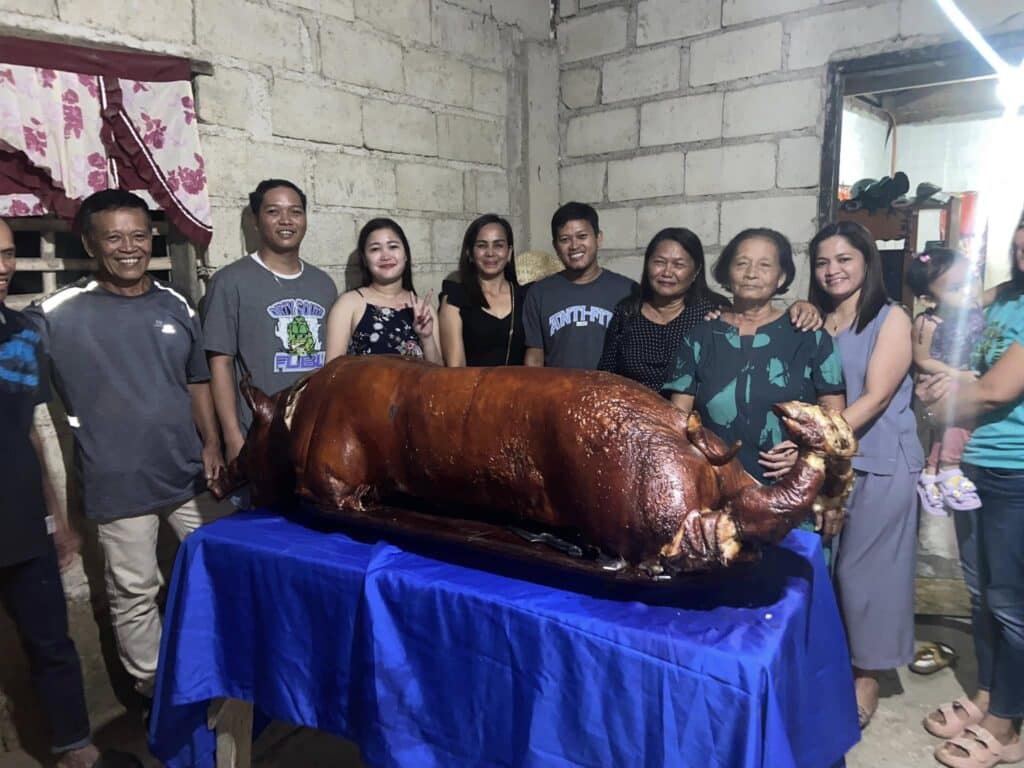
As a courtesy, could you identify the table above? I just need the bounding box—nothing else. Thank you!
[149,510,859,768]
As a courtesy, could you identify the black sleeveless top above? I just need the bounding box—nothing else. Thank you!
[441,279,528,366]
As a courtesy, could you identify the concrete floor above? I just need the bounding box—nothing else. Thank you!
[0,615,979,768]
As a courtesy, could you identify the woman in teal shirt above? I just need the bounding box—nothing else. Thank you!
[665,228,846,484]
[919,223,1024,767]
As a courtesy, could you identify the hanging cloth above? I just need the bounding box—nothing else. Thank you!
[0,36,212,246]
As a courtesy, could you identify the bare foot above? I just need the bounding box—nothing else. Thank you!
[978,713,1020,746]
[854,670,879,727]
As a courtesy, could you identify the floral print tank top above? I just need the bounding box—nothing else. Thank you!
[346,298,424,358]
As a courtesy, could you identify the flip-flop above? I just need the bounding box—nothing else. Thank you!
[858,703,876,729]
[925,696,985,739]
[935,725,1024,768]
[910,641,958,675]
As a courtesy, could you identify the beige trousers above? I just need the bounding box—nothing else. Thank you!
[96,492,232,693]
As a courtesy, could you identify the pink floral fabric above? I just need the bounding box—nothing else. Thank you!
[116,78,211,232]
[0,65,108,211]
[0,64,211,245]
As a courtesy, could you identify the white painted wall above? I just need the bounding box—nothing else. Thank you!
[895,117,999,194]
[839,108,891,186]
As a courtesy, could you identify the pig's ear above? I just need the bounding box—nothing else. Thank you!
[240,375,275,424]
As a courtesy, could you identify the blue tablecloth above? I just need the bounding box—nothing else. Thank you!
[149,510,859,768]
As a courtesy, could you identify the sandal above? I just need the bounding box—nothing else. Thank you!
[937,469,982,512]
[918,474,947,516]
[911,641,958,675]
[935,725,1024,768]
[925,696,985,739]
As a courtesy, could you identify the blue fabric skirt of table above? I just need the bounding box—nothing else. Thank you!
[149,510,859,768]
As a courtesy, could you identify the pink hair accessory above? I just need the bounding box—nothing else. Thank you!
[917,252,931,263]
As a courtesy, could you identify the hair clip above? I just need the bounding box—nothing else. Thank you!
[917,253,931,263]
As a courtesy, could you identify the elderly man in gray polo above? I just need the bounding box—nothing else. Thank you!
[24,189,231,700]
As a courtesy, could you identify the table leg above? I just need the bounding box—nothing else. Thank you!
[207,698,254,768]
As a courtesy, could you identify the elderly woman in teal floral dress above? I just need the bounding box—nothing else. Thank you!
[665,228,847,485]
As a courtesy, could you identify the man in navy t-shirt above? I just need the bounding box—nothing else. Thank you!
[523,202,636,369]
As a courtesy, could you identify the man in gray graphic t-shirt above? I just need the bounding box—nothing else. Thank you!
[523,202,636,369]
[202,179,337,461]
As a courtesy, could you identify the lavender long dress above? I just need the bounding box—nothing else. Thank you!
[833,304,925,669]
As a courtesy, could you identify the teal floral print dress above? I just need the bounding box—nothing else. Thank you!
[664,315,846,483]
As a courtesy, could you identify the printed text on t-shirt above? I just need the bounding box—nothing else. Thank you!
[548,305,614,336]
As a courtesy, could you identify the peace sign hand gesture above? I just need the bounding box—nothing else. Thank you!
[408,290,435,340]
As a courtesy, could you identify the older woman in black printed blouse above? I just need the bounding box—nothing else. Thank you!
[597,228,726,391]
[599,227,827,395]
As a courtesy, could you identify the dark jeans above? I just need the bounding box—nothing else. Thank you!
[0,542,92,751]
[957,464,1024,719]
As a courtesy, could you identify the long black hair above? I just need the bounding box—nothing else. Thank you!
[458,214,517,309]
[357,217,415,292]
[808,220,888,334]
[619,228,725,318]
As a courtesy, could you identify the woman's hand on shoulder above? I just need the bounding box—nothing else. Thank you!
[787,300,823,332]
[701,296,731,322]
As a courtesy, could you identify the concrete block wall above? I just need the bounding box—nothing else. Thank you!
[0,0,551,744]
[1,0,552,295]
[556,0,1024,292]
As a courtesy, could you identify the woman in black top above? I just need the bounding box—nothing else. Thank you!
[598,228,727,392]
[439,214,528,366]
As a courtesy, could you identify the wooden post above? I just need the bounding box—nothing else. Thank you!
[207,698,254,768]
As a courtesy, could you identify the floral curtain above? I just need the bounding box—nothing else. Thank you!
[0,37,212,247]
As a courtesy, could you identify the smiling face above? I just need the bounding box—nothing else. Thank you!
[813,235,867,304]
[256,185,307,254]
[647,239,697,301]
[554,218,602,279]
[363,227,407,285]
[0,219,14,303]
[84,208,153,290]
[472,222,511,280]
[727,237,784,303]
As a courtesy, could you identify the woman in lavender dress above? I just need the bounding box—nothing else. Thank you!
[808,220,924,729]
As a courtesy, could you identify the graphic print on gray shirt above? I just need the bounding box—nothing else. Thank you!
[522,269,637,369]
[24,279,209,521]
[201,254,338,432]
